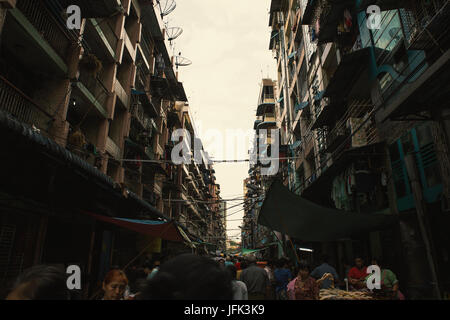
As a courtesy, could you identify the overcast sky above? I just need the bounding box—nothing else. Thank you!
[169,0,276,244]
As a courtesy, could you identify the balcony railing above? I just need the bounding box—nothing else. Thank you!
[130,98,152,131]
[78,71,109,108]
[106,136,121,159]
[124,30,136,60]
[403,0,449,52]
[115,79,129,107]
[0,75,53,133]
[96,17,119,54]
[325,100,375,153]
[140,29,153,66]
[16,0,76,62]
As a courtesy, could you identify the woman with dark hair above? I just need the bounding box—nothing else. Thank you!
[6,265,70,300]
[138,254,233,300]
[287,262,319,300]
[101,269,129,300]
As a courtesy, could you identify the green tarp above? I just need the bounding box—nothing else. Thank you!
[241,248,266,255]
[257,180,397,242]
[241,242,280,255]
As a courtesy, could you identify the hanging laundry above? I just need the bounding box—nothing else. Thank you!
[346,117,368,148]
[337,22,346,34]
[311,27,317,41]
[136,154,142,168]
[346,164,356,195]
[344,9,352,32]
[332,174,348,210]
[381,171,388,187]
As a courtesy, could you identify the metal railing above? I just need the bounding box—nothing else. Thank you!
[106,136,121,159]
[403,0,449,51]
[95,17,119,53]
[16,0,74,62]
[0,75,53,133]
[325,99,374,152]
[130,98,152,131]
[140,27,154,65]
[78,71,110,108]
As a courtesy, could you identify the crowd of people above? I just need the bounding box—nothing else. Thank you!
[4,253,404,300]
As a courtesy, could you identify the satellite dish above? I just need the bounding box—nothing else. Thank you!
[156,0,176,18]
[175,52,192,69]
[167,27,183,42]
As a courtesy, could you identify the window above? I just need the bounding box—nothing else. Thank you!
[390,124,443,211]
[371,10,404,56]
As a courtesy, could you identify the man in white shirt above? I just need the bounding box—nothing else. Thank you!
[226,265,248,300]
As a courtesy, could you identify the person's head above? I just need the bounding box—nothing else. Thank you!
[355,257,365,269]
[218,258,225,266]
[6,265,70,300]
[246,255,256,265]
[138,254,233,300]
[143,262,152,275]
[226,265,237,280]
[102,269,128,300]
[153,260,161,268]
[298,262,311,280]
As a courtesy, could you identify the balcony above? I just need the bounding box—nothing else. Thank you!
[324,99,376,154]
[311,97,345,130]
[324,47,371,100]
[124,30,137,62]
[57,0,122,18]
[78,71,110,111]
[9,0,76,75]
[130,100,152,131]
[257,114,277,131]
[256,102,275,116]
[315,0,354,44]
[404,0,450,52]
[84,17,119,62]
[115,79,129,108]
[106,136,122,159]
[0,75,53,134]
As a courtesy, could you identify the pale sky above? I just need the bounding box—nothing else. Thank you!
[169,0,276,245]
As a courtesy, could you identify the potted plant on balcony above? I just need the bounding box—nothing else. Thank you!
[79,53,103,77]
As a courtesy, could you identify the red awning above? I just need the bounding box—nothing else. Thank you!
[83,211,184,242]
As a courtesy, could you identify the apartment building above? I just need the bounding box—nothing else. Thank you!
[242,78,287,258]
[265,0,450,298]
[0,0,224,297]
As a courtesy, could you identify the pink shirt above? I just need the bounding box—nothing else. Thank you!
[287,278,297,300]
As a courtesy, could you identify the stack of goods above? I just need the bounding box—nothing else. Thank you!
[319,289,373,300]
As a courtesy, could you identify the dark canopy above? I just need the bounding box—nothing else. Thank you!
[257,180,397,242]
